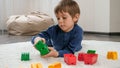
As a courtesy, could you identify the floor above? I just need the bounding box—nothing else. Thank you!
[0,40,120,68]
[83,33,120,42]
[0,31,120,44]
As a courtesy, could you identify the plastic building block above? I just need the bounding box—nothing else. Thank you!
[78,52,98,65]
[48,62,61,68]
[64,54,76,65]
[87,50,96,54]
[107,51,112,59]
[31,63,43,68]
[21,52,30,61]
[84,54,98,65]
[112,52,118,60]
[35,40,50,56]
[107,51,118,60]
[78,52,86,61]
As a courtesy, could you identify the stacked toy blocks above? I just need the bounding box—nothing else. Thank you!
[78,50,98,65]
[107,51,118,60]
[64,54,76,65]
[31,63,43,68]
[84,54,98,65]
[35,40,50,56]
[21,52,30,61]
[48,62,61,68]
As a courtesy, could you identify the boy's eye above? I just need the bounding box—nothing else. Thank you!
[57,17,67,20]
[57,18,60,20]
[63,17,66,19]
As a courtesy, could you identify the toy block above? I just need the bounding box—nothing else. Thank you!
[84,54,98,65]
[35,40,50,56]
[112,52,118,60]
[78,52,86,61]
[87,50,96,54]
[31,63,43,68]
[107,51,112,59]
[64,54,76,65]
[107,51,118,60]
[48,62,61,68]
[21,52,30,61]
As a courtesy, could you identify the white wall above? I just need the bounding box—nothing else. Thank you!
[29,0,60,21]
[94,0,110,33]
[0,0,6,30]
[77,0,110,33]
[110,0,120,32]
[0,0,120,33]
[0,0,30,29]
[76,0,96,32]
[78,0,120,33]
[0,0,60,29]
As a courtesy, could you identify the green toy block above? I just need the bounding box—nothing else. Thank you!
[21,52,30,61]
[87,50,96,54]
[35,40,50,56]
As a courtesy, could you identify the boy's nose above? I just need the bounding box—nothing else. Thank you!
[59,21,64,26]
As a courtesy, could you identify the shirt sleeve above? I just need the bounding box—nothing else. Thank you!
[31,26,54,46]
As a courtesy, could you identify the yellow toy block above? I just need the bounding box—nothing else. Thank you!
[48,62,61,68]
[31,64,36,68]
[112,52,118,60]
[107,51,118,60]
[31,63,43,68]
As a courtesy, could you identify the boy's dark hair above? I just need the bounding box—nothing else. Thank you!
[54,0,80,18]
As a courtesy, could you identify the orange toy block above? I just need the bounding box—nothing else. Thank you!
[107,51,112,59]
[112,52,118,60]
[48,62,61,68]
[107,51,118,60]
[31,63,43,68]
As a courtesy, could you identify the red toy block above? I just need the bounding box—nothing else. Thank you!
[64,54,76,65]
[84,54,98,65]
[78,52,86,61]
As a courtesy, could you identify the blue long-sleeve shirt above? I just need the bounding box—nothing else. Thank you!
[31,24,83,57]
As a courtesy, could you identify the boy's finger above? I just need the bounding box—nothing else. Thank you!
[41,38,46,43]
[48,47,55,51]
[41,53,50,58]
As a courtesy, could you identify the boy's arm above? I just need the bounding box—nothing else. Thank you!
[31,26,54,45]
[58,42,82,57]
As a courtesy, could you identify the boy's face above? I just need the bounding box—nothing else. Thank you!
[56,12,77,32]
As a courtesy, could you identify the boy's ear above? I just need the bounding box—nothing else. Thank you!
[73,13,80,22]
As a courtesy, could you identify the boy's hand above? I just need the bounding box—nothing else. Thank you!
[41,47,59,58]
[34,37,46,45]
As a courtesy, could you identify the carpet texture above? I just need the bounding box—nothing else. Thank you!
[0,40,120,68]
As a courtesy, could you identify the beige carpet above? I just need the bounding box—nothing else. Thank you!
[0,40,120,68]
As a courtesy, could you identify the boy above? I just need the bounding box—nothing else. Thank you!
[31,0,83,57]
